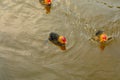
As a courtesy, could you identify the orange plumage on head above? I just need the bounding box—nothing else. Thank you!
[45,0,51,5]
[58,36,67,44]
[100,34,108,42]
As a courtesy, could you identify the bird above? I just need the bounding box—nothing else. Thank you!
[39,0,52,14]
[91,30,112,51]
[49,32,67,50]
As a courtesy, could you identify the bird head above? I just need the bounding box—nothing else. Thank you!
[58,36,67,44]
[100,34,108,42]
[48,0,51,4]
[45,0,51,5]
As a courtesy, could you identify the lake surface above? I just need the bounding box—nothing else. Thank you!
[0,0,120,80]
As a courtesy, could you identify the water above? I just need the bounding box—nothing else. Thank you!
[0,0,120,80]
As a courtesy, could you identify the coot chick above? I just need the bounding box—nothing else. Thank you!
[49,32,67,50]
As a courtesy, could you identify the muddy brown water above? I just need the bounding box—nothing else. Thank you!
[0,0,120,80]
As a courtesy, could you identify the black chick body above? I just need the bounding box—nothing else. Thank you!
[95,30,104,36]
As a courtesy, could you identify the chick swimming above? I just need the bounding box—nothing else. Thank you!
[39,0,52,14]
[49,32,67,50]
[92,30,112,43]
[91,30,112,50]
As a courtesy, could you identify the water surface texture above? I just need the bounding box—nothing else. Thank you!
[0,0,120,80]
